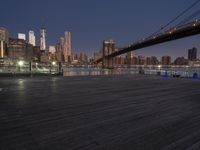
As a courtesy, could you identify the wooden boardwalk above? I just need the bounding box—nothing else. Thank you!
[1,75,200,150]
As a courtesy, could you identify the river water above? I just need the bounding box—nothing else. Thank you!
[1,64,200,78]
[63,67,200,78]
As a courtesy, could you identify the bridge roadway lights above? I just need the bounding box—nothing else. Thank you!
[96,21,200,63]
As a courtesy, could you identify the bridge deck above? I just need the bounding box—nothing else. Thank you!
[1,76,200,150]
[96,21,200,63]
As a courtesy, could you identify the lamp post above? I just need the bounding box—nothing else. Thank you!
[158,65,161,70]
[18,60,24,72]
[52,61,56,66]
[50,61,56,75]
[157,65,161,76]
[35,62,38,73]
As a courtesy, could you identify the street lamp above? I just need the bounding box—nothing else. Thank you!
[158,65,161,70]
[157,65,161,76]
[35,62,38,70]
[50,61,57,74]
[18,60,24,67]
[18,60,24,72]
[52,61,56,66]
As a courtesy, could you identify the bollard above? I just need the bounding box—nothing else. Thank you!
[193,73,198,78]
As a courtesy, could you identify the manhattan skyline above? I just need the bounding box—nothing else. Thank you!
[1,0,200,59]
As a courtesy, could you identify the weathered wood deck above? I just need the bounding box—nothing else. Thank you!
[1,75,200,150]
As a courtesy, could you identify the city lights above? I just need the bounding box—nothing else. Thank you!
[18,60,24,66]
[158,65,161,70]
[52,61,56,66]
[1,1,200,150]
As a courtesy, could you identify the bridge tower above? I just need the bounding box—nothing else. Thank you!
[102,40,115,68]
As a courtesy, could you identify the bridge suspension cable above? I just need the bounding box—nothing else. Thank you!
[177,9,200,26]
[151,0,200,36]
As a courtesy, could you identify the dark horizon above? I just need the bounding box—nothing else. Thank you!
[1,0,200,58]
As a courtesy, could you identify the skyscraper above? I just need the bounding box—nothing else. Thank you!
[60,37,65,53]
[162,56,171,65]
[49,45,56,54]
[40,28,46,51]
[0,27,9,58]
[174,57,188,66]
[126,51,136,65]
[18,33,26,40]
[29,31,36,46]
[63,31,71,63]
[138,55,146,65]
[188,47,197,61]
[0,27,9,43]
[60,37,65,62]
[146,56,159,65]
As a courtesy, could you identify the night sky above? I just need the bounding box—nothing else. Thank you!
[1,0,200,59]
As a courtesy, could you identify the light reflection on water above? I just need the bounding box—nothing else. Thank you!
[63,68,138,76]
[63,67,200,78]
[18,79,25,90]
[17,79,26,98]
[50,78,60,93]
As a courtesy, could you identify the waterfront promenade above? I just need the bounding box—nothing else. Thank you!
[1,75,200,150]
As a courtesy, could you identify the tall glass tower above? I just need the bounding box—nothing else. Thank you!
[29,31,36,46]
[40,28,46,51]
[64,31,71,63]
[0,27,9,58]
